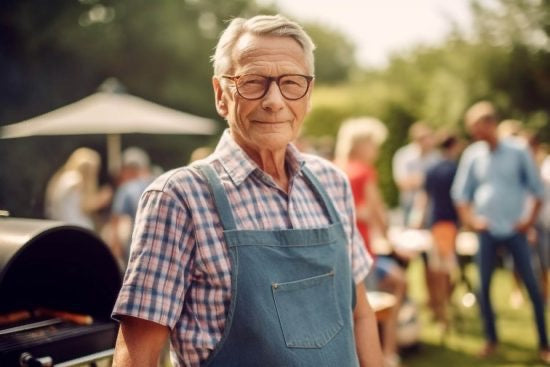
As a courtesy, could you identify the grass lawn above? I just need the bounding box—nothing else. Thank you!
[402,257,549,367]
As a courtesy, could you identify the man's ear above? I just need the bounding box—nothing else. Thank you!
[306,79,315,114]
[213,77,229,117]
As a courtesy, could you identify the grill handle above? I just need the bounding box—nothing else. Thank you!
[19,352,53,367]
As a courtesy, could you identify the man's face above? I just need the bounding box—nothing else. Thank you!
[213,33,313,155]
[416,133,434,152]
[467,115,497,141]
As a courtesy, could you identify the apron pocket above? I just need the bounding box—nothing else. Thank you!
[272,270,344,348]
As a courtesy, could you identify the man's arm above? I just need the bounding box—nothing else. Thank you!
[455,202,488,232]
[516,148,545,233]
[516,198,542,233]
[112,316,169,367]
[354,281,383,367]
[451,146,487,231]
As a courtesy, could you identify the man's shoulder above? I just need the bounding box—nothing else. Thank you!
[430,158,457,172]
[427,159,457,182]
[501,138,529,155]
[394,143,418,160]
[145,165,206,197]
[462,141,488,159]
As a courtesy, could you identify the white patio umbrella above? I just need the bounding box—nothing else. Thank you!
[1,89,218,173]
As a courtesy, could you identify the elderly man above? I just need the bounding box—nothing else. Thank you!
[111,15,383,367]
[452,101,549,362]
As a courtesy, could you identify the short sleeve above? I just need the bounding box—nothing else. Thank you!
[111,189,196,328]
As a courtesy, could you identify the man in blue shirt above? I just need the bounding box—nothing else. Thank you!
[451,101,549,362]
[109,147,154,269]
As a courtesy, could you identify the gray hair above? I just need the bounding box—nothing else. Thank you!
[211,14,316,76]
[122,146,150,169]
[465,101,497,127]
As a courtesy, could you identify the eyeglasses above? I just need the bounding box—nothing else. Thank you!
[222,74,314,100]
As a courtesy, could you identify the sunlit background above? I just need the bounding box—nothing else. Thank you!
[0,0,548,217]
[1,2,550,366]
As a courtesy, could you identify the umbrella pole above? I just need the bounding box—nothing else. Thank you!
[107,134,121,177]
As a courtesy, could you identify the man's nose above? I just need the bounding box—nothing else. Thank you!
[261,80,285,111]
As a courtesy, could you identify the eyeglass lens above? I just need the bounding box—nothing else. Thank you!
[235,75,310,100]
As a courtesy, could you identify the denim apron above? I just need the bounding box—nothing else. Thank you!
[198,164,358,367]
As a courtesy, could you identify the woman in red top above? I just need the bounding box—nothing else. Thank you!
[335,117,407,367]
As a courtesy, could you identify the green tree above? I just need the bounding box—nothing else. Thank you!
[303,23,357,83]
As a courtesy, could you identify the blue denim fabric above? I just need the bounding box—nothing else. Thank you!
[198,164,359,367]
[476,231,548,347]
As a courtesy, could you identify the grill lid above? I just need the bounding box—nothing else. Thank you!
[0,218,122,320]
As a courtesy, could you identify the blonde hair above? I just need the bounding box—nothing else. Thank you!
[63,147,101,172]
[45,147,102,215]
[334,117,388,168]
[211,14,316,76]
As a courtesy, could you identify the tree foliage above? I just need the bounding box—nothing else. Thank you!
[0,0,359,217]
[303,0,550,205]
[1,0,549,214]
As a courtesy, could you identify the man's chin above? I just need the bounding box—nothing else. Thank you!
[255,133,293,150]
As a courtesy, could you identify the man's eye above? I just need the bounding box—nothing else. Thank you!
[243,79,263,85]
[281,77,305,87]
[240,76,265,86]
[281,80,298,85]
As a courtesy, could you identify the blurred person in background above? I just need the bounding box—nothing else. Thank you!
[392,121,440,319]
[392,121,440,226]
[44,147,112,231]
[496,119,529,308]
[335,117,406,367]
[539,142,550,303]
[451,101,549,361]
[414,132,462,331]
[107,147,154,269]
[524,133,550,305]
[111,14,382,367]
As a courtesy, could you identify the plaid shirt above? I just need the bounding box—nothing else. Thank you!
[112,130,372,367]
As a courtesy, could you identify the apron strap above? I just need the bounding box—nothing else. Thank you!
[301,165,341,224]
[196,163,237,230]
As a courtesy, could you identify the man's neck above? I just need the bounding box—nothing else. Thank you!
[245,146,289,192]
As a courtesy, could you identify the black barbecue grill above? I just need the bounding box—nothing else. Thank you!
[0,217,123,366]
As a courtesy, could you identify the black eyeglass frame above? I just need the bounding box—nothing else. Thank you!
[221,74,314,101]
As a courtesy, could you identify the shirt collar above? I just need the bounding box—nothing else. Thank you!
[214,129,305,186]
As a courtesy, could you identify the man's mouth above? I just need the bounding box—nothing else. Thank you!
[251,120,288,124]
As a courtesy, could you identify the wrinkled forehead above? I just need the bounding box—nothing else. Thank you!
[230,33,310,74]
